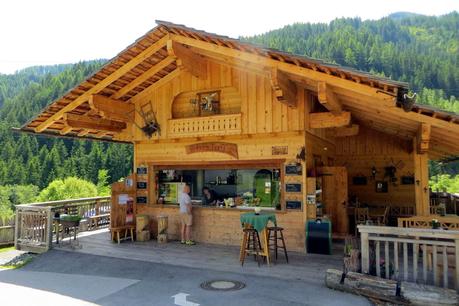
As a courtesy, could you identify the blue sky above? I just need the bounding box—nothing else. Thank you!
[0,0,458,74]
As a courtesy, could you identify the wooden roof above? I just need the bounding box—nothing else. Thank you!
[20,21,459,157]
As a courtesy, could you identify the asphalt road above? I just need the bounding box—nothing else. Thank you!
[0,250,370,306]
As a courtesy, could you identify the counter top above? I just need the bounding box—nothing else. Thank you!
[145,203,284,212]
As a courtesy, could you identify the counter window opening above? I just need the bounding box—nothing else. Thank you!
[155,167,282,209]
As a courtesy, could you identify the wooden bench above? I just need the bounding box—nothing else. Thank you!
[110,225,135,244]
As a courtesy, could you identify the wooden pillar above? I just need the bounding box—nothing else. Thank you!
[413,137,430,216]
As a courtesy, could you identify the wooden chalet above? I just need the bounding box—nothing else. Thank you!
[21,21,459,252]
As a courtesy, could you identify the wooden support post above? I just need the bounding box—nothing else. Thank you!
[167,40,207,79]
[413,137,430,216]
[63,113,127,133]
[334,124,359,137]
[310,111,351,129]
[317,82,342,114]
[270,68,298,107]
[46,207,53,250]
[417,123,431,154]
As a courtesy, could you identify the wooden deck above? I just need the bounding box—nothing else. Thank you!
[56,229,344,282]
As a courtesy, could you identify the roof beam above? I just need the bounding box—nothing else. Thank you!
[77,129,90,137]
[167,40,207,79]
[317,82,342,115]
[170,34,395,102]
[59,125,73,135]
[34,35,169,133]
[417,122,431,154]
[310,111,351,129]
[128,68,183,102]
[63,113,127,133]
[89,94,134,123]
[112,56,176,99]
[334,124,359,137]
[270,68,297,107]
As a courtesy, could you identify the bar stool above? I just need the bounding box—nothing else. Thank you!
[241,228,263,266]
[267,226,289,263]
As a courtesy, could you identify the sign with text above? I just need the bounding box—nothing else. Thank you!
[185,142,238,159]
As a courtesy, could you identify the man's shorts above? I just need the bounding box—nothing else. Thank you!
[180,213,193,226]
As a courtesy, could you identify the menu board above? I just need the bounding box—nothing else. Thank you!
[286,200,302,209]
[285,164,302,175]
[285,183,302,193]
[137,182,147,189]
[136,196,147,204]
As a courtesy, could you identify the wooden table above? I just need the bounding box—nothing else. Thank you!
[239,212,276,265]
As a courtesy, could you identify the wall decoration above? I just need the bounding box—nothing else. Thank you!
[375,181,388,193]
[401,176,415,185]
[286,200,302,209]
[190,90,221,116]
[306,195,316,205]
[137,182,147,189]
[272,146,288,155]
[136,167,148,175]
[285,183,302,193]
[352,176,367,185]
[185,142,238,159]
[285,164,302,175]
[136,196,148,204]
[134,101,160,138]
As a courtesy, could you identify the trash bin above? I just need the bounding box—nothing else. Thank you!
[157,215,168,243]
[305,219,332,255]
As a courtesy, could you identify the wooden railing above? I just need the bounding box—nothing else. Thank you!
[168,113,242,138]
[398,216,459,230]
[359,225,459,292]
[14,196,110,253]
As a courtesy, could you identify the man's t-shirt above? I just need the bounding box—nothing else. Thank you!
[179,192,191,214]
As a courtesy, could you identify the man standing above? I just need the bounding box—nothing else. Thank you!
[179,184,195,245]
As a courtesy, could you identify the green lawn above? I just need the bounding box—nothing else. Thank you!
[0,245,14,253]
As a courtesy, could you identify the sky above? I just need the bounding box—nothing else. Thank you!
[0,0,458,74]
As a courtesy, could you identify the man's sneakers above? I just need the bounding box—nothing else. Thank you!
[185,240,196,245]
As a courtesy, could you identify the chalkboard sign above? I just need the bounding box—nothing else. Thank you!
[285,164,302,175]
[352,176,367,185]
[286,200,302,209]
[136,167,147,175]
[136,196,147,204]
[137,181,147,189]
[401,176,415,185]
[285,183,302,193]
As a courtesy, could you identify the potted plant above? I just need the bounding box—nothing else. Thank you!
[431,219,441,229]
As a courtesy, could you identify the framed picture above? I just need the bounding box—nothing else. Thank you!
[285,183,302,193]
[375,181,388,193]
[352,176,367,185]
[285,164,302,175]
[286,200,302,209]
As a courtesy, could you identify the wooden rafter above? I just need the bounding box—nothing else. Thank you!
[309,112,351,129]
[111,56,176,99]
[167,40,207,79]
[417,122,431,154]
[270,68,297,107]
[59,125,73,135]
[63,113,127,133]
[77,129,90,137]
[317,82,342,115]
[129,68,183,102]
[170,34,395,102]
[334,124,359,137]
[89,94,134,123]
[34,35,169,132]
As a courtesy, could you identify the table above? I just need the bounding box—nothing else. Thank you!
[239,212,277,265]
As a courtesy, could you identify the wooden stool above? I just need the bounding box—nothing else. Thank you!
[110,225,135,244]
[241,228,263,267]
[267,226,289,263]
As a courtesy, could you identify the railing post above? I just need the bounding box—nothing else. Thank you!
[360,228,370,274]
[455,238,459,293]
[14,207,20,249]
[46,207,53,250]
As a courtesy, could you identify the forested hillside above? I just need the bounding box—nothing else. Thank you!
[0,12,458,200]
[0,61,133,190]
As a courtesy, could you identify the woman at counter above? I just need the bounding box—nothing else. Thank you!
[202,187,218,206]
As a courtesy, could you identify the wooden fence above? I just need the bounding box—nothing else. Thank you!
[14,196,110,253]
[359,225,459,292]
[0,217,15,246]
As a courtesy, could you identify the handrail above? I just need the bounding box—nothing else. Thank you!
[359,225,459,239]
[16,196,110,208]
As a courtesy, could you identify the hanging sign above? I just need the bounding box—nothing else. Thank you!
[185,142,238,159]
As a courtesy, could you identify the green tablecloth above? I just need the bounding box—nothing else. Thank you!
[240,212,276,232]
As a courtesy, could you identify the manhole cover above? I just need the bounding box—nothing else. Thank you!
[200,280,246,291]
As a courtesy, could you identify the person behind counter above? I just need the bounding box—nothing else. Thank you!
[180,184,195,245]
[202,187,218,206]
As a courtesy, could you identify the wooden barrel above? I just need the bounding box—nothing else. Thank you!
[157,215,168,243]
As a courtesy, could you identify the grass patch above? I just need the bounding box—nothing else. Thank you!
[0,256,34,270]
[0,246,15,253]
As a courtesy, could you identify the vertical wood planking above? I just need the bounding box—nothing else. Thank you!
[265,77,273,133]
[256,76,266,133]
[240,71,248,133]
[433,245,438,286]
[247,74,257,134]
[442,246,448,288]
[394,241,399,279]
[403,242,408,280]
[422,244,427,283]
[361,231,369,274]
[385,241,389,279]
[413,243,418,282]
